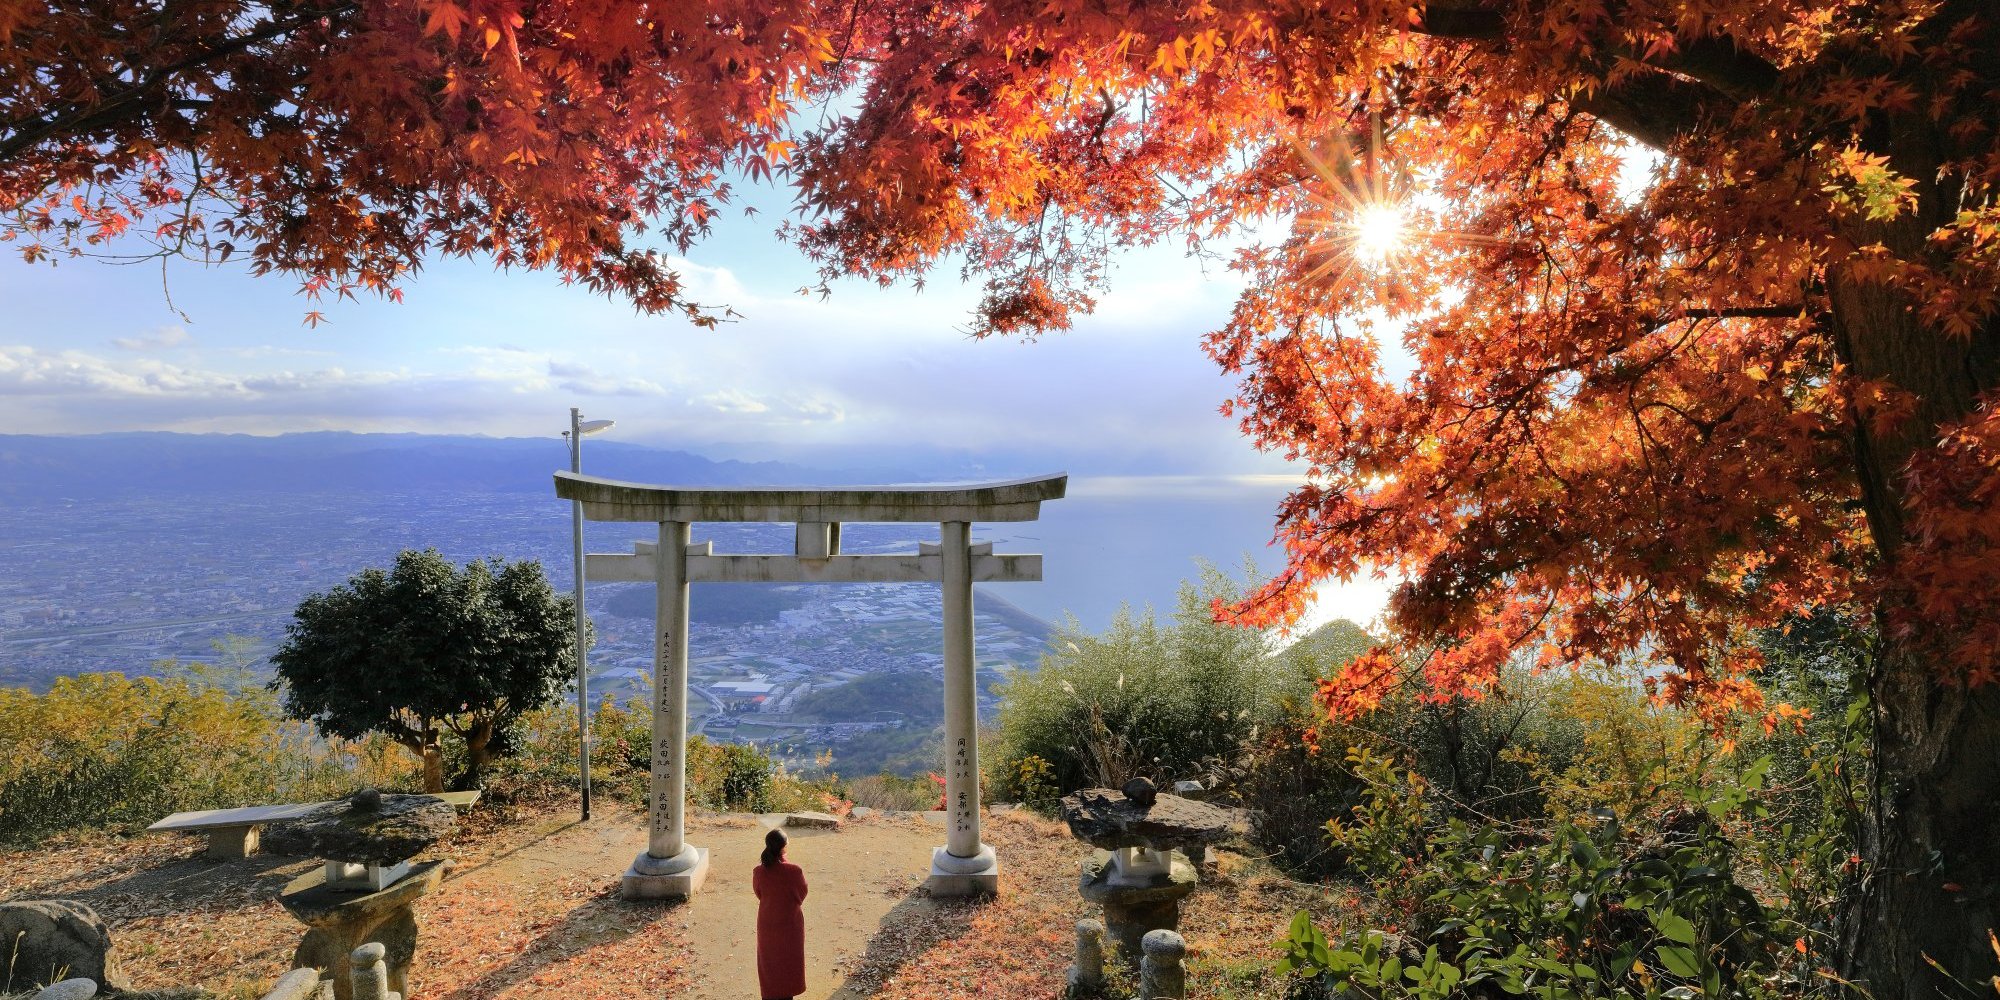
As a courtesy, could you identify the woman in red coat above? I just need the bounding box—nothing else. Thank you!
[753,828,809,1000]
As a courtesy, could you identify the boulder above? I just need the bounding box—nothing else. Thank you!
[1121,777,1158,808]
[262,791,454,865]
[0,900,122,992]
[29,979,97,1000]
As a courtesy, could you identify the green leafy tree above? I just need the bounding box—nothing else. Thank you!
[272,549,581,792]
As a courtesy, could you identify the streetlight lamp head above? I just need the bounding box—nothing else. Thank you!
[579,419,616,435]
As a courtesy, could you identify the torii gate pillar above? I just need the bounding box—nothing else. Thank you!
[622,519,707,898]
[931,520,998,893]
[556,472,1066,901]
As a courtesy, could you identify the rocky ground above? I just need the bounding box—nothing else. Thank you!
[0,801,1355,1000]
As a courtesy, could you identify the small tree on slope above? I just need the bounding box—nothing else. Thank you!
[272,549,579,793]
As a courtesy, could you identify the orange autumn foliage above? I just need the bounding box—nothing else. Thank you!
[0,0,842,323]
[776,1,1998,727]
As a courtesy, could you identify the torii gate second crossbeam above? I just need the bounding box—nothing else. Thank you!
[554,471,1067,900]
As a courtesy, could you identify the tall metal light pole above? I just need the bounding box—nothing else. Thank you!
[568,408,614,821]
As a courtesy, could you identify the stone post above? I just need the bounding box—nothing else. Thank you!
[1067,918,1106,998]
[927,520,999,895]
[257,968,331,1000]
[348,943,397,1000]
[1139,929,1186,1000]
[621,520,709,899]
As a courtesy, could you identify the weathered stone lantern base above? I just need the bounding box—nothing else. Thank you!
[926,843,1000,897]
[279,860,447,1000]
[621,845,710,900]
[1078,848,1197,962]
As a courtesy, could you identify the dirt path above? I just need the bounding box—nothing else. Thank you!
[455,807,954,1000]
[677,812,947,1000]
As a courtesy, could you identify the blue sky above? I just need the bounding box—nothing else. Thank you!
[0,188,1287,473]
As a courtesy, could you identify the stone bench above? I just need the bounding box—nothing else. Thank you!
[149,791,480,860]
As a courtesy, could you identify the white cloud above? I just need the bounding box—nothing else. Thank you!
[665,256,755,307]
[696,388,768,414]
[0,344,244,396]
[111,325,191,351]
[547,359,667,397]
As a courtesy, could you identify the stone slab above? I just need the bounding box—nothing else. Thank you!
[784,811,842,829]
[262,793,455,865]
[150,803,321,833]
[152,792,480,835]
[621,847,709,900]
[279,860,448,924]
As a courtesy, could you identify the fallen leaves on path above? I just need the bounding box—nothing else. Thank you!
[857,810,1085,1000]
[421,872,689,1000]
[1,800,1362,1000]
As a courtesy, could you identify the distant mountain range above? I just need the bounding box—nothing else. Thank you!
[0,432,844,498]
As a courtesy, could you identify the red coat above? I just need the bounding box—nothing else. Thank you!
[752,860,808,998]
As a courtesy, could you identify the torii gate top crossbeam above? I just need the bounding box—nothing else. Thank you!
[553,471,1067,523]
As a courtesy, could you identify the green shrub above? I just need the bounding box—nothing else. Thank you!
[1272,641,1867,1000]
[482,693,846,814]
[988,561,1281,798]
[1239,636,1585,877]
[1280,748,1825,999]
[688,736,775,811]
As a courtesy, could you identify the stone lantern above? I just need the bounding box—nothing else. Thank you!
[1059,778,1234,962]
[265,790,456,1000]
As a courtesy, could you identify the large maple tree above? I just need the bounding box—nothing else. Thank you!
[782,1,1997,994]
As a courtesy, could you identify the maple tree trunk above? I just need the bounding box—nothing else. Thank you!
[1828,99,2000,994]
[1846,656,2000,995]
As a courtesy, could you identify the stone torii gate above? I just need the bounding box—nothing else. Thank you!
[553,471,1067,900]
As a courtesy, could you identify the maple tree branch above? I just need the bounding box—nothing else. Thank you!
[1398,3,1781,149]
[1649,305,1808,327]
[1570,72,1723,151]
[1667,35,1782,99]
[0,1,359,164]
[1413,3,1505,39]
